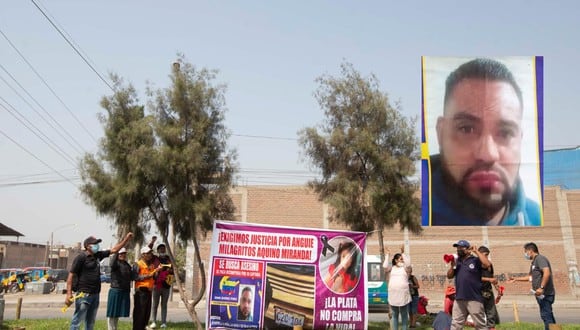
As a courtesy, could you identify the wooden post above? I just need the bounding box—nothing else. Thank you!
[16,297,23,320]
[512,301,519,323]
[0,293,4,326]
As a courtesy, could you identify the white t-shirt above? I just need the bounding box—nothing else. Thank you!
[384,253,412,307]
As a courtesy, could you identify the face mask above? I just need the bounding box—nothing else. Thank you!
[524,252,532,260]
[397,262,404,267]
[159,253,167,257]
[90,244,100,254]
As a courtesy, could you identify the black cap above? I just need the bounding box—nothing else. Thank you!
[452,240,470,248]
[83,236,102,247]
[157,243,166,250]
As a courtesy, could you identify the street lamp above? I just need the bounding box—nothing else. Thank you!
[47,223,76,268]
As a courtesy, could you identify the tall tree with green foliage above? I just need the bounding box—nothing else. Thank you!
[79,57,235,327]
[298,62,421,263]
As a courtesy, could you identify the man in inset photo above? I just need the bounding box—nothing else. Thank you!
[423,57,542,226]
[237,286,254,321]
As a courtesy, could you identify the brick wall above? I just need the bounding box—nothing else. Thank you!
[193,185,580,299]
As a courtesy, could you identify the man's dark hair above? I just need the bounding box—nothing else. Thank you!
[444,58,523,111]
[241,286,252,297]
[524,242,539,253]
[478,246,490,254]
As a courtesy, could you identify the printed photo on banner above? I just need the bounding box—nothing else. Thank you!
[320,236,362,294]
[206,220,368,330]
[208,258,264,330]
[264,263,315,329]
[421,56,544,227]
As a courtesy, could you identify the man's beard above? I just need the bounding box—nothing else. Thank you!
[440,154,517,219]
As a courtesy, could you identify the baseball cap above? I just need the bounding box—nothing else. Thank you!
[118,247,127,254]
[83,236,102,247]
[140,246,152,254]
[452,240,470,248]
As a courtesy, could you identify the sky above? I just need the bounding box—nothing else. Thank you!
[1,1,579,247]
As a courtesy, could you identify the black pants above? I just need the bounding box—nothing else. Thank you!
[133,288,152,330]
[483,294,500,327]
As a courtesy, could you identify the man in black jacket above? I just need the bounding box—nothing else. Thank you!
[66,233,133,330]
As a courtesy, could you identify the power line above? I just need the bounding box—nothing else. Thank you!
[232,134,297,141]
[30,0,114,92]
[0,176,79,188]
[0,97,78,166]
[0,128,77,188]
[0,63,85,155]
[0,27,98,143]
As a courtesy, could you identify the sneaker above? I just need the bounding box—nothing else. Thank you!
[160,324,167,328]
[150,321,157,329]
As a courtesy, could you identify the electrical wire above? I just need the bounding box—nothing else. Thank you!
[30,0,114,92]
[0,63,85,155]
[0,97,78,166]
[0,128,77,188]
[0,27,98,143]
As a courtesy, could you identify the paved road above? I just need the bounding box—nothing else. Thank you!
[3,301,579,325]
[2,287,579,325]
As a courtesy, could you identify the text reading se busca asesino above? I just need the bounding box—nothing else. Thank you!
[218,232,315,248]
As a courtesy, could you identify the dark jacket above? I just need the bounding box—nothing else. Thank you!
[110,253,133,290]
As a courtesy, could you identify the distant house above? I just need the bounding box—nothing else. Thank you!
[0,222,24,268]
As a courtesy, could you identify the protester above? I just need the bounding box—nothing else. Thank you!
[66,233,133,330]
[106,247,133,330]
[384,245,411,330]
[133,246,161,330]
[407,265,420,328]
[417,295,429,316]
[478,246,501,329]
[446,239,490,329]
[433,286,456,330]
[443,285,456,315]
[509,242,556,330]
[149,243,174,329]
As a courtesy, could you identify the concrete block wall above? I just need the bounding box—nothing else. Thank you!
[192,185,580,299]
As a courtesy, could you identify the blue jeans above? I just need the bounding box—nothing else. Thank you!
[70,294,100,330]
[391,304,409,329]
[537,294,556,330]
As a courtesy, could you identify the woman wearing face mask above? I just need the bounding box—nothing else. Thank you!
[384,245,412,330]
[107,247,133,330]
[149,241,174,329]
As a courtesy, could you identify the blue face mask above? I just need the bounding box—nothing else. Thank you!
[90,244,100,254]
[524,252,531,260]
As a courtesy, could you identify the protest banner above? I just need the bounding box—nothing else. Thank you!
[206,220,368,330]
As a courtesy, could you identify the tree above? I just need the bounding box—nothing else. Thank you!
[79,75,156,240]
[298,62,421,264]
[79,57,235,328]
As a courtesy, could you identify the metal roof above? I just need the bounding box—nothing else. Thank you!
[0,223,24,237]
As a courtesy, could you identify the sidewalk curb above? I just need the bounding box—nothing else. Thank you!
[3,296,579,310]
